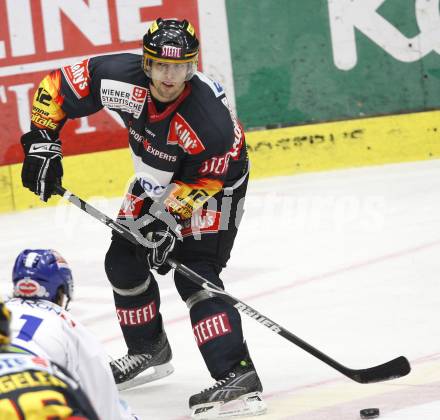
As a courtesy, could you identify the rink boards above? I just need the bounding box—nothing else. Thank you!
[1,109,440,213]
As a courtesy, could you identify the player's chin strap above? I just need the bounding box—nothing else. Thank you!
[54,185,411,385]
[64,297,71,311]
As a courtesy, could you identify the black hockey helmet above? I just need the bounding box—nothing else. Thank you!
[0,300,11,348]
[142,18,199,80]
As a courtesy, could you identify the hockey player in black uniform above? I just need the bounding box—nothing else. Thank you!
[0,299,99,419]
[20,18,266,418]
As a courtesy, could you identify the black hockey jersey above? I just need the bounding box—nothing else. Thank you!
[0,351,99,419]
[31,53,248,220]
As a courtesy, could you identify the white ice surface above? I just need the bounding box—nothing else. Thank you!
[1,159,439,420]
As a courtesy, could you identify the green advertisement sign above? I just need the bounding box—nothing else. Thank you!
[226,0,440,129]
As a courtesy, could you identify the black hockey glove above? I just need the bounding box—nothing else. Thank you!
[137,218,182,274]
[21,130,63,202]
[146,219,182,272]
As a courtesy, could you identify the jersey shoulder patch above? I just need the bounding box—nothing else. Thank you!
[61,58,91,99]
[193,72,225,98]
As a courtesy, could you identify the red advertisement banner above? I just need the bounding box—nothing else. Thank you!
[0,0,200,166]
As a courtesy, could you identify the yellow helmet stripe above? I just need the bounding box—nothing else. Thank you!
[144,46,159,55]
[144,52,198,64]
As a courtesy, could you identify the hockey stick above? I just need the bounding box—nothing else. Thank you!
[55,185,411,384]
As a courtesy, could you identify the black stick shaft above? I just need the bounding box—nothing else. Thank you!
[55,185,411,384]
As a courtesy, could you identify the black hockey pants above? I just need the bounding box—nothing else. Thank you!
[105,176,250,379]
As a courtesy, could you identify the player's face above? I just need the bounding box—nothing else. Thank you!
[149,60,188,102]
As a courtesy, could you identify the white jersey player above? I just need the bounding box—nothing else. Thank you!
[0,299,101,419]
[7,248,139,420]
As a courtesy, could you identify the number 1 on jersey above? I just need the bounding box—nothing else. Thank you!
[17,315,43,342]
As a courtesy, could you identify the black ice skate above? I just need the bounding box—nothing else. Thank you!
[110,331,174,391]
[189,358,266,419]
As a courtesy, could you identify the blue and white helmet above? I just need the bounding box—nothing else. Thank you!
[12,249,74,308]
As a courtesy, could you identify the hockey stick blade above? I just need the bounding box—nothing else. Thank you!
[55,185,412,384]
[347,356,411,384]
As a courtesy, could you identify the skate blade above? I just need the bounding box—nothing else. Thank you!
[190,392,267,419]
[117,362,174,391]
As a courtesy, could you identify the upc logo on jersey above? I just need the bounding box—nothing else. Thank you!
[167,113,205,155]
[61,58,90,99]
[116,301,156,326]
[101,80,147,118]
[192,312,232,347]
[118,193,144,219]
[161,45,182,58]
